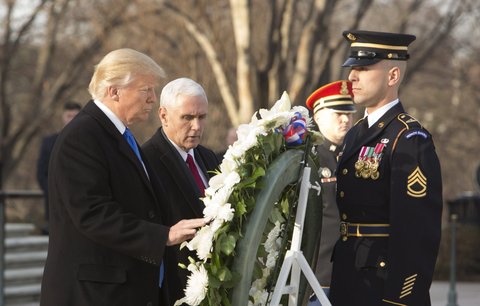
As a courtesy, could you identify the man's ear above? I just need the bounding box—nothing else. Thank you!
[107,86,120,101]
[388,66,401,86]
[159,107,167,126]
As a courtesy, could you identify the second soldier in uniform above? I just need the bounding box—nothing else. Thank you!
[305,80,356,305]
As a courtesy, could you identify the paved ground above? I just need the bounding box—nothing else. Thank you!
[430,281,480,306]
[13,281,480,306]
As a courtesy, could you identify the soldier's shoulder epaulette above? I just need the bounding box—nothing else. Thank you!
[396,113,422,130]
[391,113,430,152]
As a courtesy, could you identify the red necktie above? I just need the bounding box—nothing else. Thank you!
[186,154,205,196]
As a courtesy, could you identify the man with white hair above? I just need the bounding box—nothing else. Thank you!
[143,77,220,305]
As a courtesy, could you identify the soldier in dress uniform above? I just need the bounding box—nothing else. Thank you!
[329,30,443,306]
[305,80,356,306]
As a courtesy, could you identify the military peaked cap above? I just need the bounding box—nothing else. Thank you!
[342,30,416,67]
[306,80,356,114]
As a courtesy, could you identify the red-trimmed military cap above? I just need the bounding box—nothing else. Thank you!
[342,30,416,67]
[306,80,356,114]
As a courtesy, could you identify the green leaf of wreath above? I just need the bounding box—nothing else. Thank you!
[230,149,305,306]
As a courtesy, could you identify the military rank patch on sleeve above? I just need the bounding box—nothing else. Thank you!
[405,130,428,139]
[407,166,427,198]
[400,274,418,299]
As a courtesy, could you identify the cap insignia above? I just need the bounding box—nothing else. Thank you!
[347,33,356,41]
[340,81,349,95]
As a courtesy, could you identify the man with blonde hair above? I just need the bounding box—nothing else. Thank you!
[40,49,206,306]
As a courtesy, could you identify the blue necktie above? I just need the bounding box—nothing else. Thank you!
[123,128,143,162]
[123,128,164,286]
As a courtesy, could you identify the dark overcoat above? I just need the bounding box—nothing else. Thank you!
[36,133,58,223]
[330,103,443,306]
[40,101,170,306]
[314,139,341,288]
[142,128,220,305]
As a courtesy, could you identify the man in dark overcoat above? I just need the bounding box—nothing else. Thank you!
[36,101,81,234]
[142,78,220,305]
[40,49,206,306]
[330,31,443,306]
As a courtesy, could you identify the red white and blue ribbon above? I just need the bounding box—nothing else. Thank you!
[283,112,307,145]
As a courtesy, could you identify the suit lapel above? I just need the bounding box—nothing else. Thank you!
[83,101,154,193]
[154,129,205,216]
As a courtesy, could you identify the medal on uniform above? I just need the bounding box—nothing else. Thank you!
[355,146,368,170]
[361,168,371,179]
[368,143,386,180]
[355,160,364,170]
[363,147,375,178]
[320,167,332,178]
[355,144,387,180]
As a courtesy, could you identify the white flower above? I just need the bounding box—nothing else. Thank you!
[217,203,235,222]
[264,222,283,252]
[218,154,238,175]
[233,124,264,157]
[250,288,269,306]
[187,225,215,261]
[291,105,310,121]
[259,91,292,119]
[203,196,234,223]
[203,185,230,209]
[207,171,240,197]
[175,263,209,306]
[209,217,225,233]
[265,250,279,269]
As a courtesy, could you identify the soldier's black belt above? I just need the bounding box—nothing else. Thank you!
[340,222,390,239]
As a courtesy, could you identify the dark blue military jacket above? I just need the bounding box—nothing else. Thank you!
[330,102,443,306]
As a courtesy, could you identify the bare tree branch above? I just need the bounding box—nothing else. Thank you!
[162,2,241,126]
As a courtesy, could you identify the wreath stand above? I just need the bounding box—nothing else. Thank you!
[269,166,332,306]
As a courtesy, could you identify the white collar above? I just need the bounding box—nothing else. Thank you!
[365,99,399,127]
[165,136,195,162]
[94,99,127,133]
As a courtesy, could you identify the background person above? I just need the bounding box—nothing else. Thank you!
[305,80,356,305]
[142,77,220,305]
[330,30,443,306]
[40,49,206,306]
[215,126,238,160]
[36,101,81,234]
